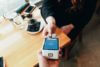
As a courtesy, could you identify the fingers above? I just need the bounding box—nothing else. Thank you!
[42,24,56,37]
[59,49,62,58]
[38,51,46,61]
[42,27,52,37]
[38,50,61,67]
[42,26,48,37]
[61,24,74,35]
[48,26,52,37]
[38,51,49,67]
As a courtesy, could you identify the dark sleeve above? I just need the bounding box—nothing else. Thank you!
[68,0,97,26]
[67,0,97,40]
[41,0,59,19]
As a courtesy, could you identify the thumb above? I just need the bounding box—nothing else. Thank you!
[48,29,52,37]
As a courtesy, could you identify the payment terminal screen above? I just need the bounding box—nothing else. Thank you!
[43,38,59,50]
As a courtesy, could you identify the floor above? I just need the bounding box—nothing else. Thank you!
[60,0,100,67]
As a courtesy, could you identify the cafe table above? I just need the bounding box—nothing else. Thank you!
[0,7,70,67]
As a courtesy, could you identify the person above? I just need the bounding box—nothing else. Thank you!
[40,0,97,61]
[38,0,97,67]
[41,0,97,40]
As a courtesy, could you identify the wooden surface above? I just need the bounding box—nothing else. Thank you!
[0,7,70,67]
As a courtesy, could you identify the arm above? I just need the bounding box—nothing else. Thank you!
[67,0,97,40]
[41,0,59,20]
[68,0,97,26]
[41,0,59,36]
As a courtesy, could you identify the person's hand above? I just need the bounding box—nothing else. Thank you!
[42,16,56,37]
[38,51,60,67]
[61,24,74,35]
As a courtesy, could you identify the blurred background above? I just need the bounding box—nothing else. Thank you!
[0,0,41,16]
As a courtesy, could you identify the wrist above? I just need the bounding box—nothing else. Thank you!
[46,16,56,25]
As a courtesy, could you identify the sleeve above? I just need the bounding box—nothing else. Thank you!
[41,0,59,19]
[67,0,97,27]
[67,0,97,40]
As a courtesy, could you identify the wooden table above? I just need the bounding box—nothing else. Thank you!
[0,7,70,67]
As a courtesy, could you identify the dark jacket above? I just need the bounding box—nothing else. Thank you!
[41,0,97,40]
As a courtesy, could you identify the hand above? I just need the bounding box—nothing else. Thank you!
[61,24,74,35]
[38,51,60,67]
[42,16,56,37]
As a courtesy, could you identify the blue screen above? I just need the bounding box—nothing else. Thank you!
[43,38,59,50]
